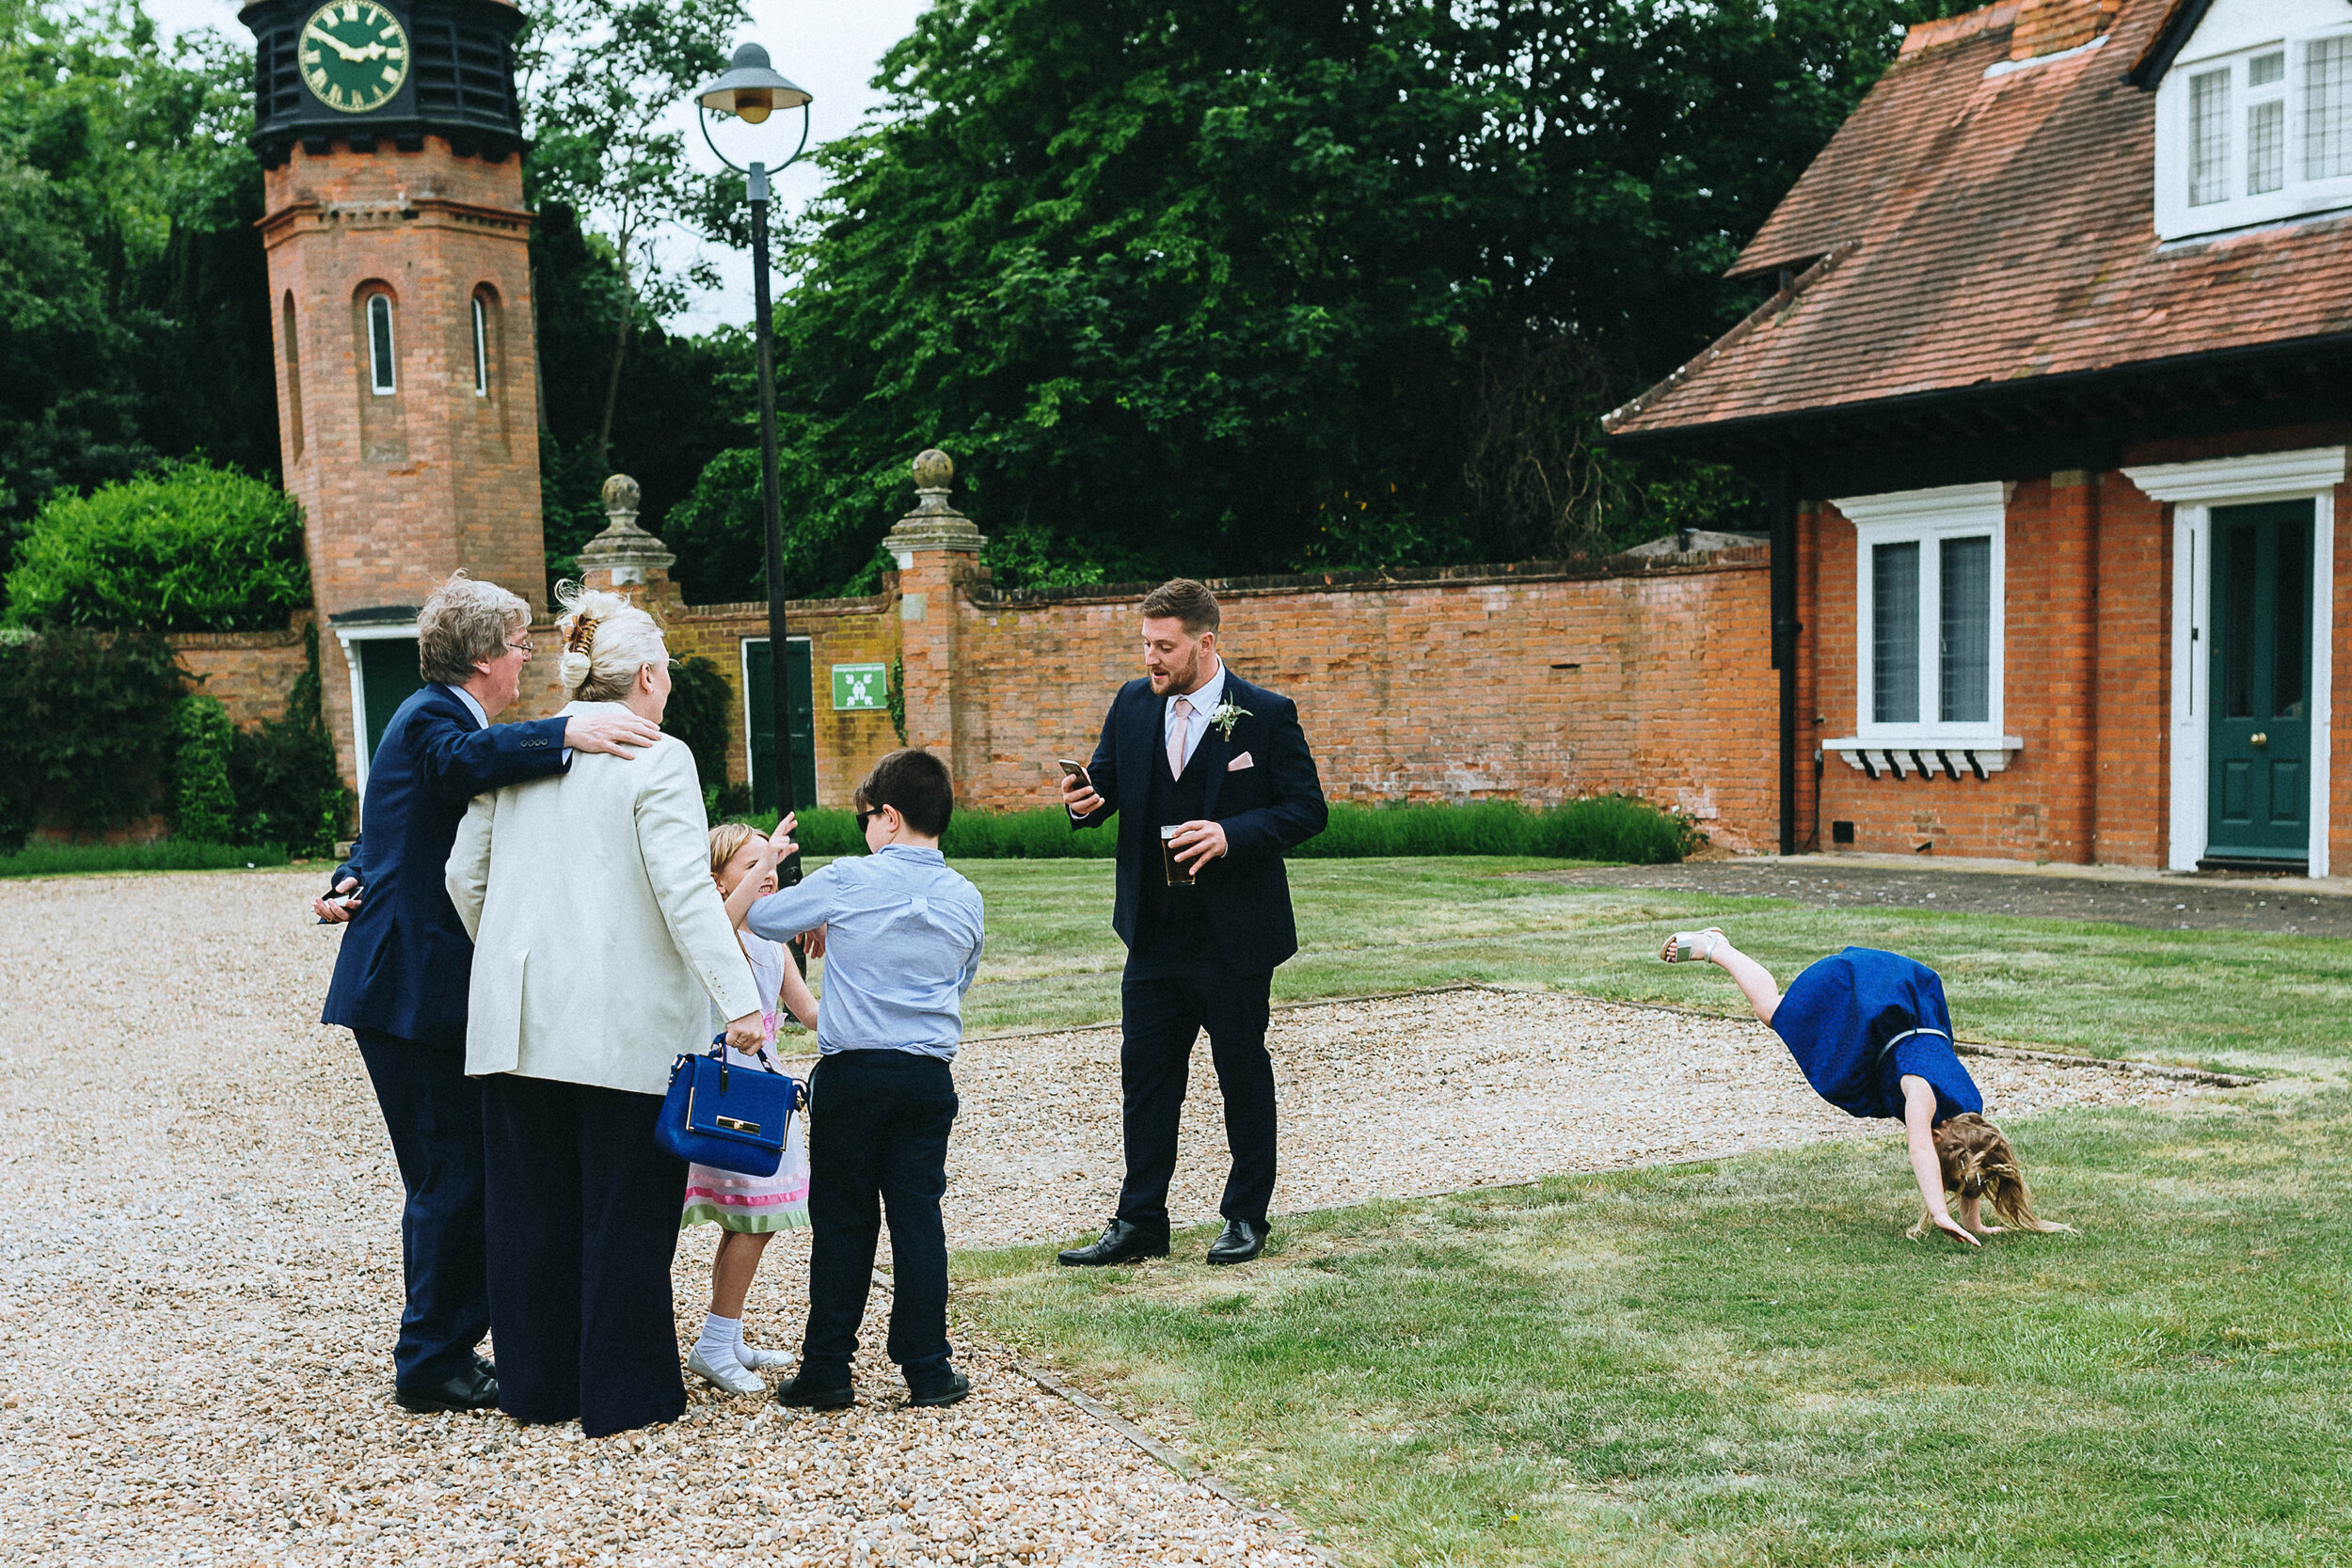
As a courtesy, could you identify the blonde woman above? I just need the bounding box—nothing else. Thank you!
[446,584,764,1437]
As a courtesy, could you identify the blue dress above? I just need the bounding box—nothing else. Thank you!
[1768,947,1983,1125]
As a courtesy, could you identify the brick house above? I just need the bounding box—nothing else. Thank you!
[1604,0,2352,874]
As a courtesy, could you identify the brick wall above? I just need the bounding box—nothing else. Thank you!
[172,620,311,729]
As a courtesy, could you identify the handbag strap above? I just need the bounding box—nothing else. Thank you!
[707,1034,789,1094]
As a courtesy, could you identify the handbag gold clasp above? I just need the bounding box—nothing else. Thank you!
[714,1115,760,1133]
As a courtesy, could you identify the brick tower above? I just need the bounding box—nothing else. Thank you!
[241,0,545,792]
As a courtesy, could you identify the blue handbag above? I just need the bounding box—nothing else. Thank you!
[656,1037,804,1177]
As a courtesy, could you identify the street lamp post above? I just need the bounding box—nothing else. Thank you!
[693,42,814,880]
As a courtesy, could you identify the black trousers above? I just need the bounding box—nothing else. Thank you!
[480,1073,689,1437]
[353,1028,489,1390]
[802,1050,958,1383]
[1116,939,1278,1236]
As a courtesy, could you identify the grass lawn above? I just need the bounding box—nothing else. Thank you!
[943,858,2352,1565]
[955,857,2352,1078]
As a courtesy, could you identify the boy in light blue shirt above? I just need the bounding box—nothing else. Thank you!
[747,748,983,1409]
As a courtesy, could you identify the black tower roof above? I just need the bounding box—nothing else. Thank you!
[239,0,526,166]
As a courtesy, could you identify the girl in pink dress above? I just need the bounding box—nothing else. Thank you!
[682,821,817,1393]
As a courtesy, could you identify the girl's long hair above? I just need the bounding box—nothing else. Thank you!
[1933,1114,2073,1232]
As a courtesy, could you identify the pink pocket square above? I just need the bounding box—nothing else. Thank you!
[1227,752,1254,771]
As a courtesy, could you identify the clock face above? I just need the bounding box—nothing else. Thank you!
[298,1,410,115]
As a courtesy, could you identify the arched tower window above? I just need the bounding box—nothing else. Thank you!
[366,293,396,394]
[470,293,489,397]
[281,292,304,461]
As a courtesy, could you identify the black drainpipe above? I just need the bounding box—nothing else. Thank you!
[1770,466,1801,857]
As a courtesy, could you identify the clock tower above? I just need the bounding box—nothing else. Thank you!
[241,0,548,792]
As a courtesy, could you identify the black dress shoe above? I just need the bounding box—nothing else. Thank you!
[776,1371,855,1411]
[907,1370,970,1408]
[394,1362,499,1414]
[473,1353,496,1381]
[1057,1219,1170,1267]
[1205,1219,1266,1265]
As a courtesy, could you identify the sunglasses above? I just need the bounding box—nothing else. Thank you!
[857,806,888,831]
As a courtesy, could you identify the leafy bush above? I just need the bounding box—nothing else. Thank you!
[729,795,1697,863]
[0,841,290,879]
[228,622,348,856]
[664,655,734,795]
[4,460,309,632]
[0,627,186,851]
[171,692,236,842]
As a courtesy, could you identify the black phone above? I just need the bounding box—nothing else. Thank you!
[1057,758,1092,789]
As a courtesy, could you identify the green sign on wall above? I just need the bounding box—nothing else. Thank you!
[832,662,889,711]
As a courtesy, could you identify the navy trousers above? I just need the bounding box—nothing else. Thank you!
[481,1073,690,1437]
[353,1028,489,1390]
[1115,939,1278,1237]
[802,1050,958,1384]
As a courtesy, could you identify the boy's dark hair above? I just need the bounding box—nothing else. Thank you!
[1139,578,1219,635]
[855,748,954,839]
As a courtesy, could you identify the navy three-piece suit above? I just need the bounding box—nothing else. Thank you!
[322,685,567,1392]
[1072,669,1327,1233]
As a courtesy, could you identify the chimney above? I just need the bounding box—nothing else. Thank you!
[2010,0,2119,61]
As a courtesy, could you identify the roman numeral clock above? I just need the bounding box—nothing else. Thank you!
[240,0,552,797]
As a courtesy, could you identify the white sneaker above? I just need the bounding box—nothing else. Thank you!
[688,1343,765,1394]
[737,1340,794,1371]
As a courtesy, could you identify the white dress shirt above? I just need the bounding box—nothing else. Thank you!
[1163,658,1227,775]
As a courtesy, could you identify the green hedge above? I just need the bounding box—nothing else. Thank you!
[171,692,238,843]
[0,626,185,850]
[736,795,1697,863]
[4,460,309,633]
[0,841,293,879]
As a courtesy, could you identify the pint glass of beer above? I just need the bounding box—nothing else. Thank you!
[1160,824,1197,886]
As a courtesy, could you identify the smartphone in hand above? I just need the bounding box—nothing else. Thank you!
[1057,758,1092,790]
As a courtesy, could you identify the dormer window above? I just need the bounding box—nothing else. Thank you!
[2153,14,2352,241]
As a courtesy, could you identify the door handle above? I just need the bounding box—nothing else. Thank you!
[2250,732,2268,748]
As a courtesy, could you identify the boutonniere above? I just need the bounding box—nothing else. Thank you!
[1208,699,1250,741]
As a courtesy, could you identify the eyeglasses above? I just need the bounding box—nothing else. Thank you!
[505,638,534,659]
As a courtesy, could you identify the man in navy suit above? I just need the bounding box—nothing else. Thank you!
[1057,579,1327,1267]
[312,573,660,1413]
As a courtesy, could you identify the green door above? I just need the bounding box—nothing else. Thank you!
[358,637,425,775]
[742,637,818,815]
[2207,500,2313,864]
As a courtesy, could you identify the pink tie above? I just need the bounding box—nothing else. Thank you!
[1168,696,1193,778]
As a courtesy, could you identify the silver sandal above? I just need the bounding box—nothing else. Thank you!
[1664,927,1724,963]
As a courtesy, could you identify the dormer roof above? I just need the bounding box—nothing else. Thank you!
[1604,0,2352,454]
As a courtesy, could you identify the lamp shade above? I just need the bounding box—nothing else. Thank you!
[694,42,811,124]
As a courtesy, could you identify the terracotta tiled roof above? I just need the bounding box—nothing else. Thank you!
[1604,0,2352,442]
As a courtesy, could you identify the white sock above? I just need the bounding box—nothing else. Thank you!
[697,1312,743,1370]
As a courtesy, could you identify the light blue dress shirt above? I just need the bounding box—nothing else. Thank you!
[745,844,985,1062]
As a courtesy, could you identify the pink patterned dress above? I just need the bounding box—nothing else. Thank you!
[679,933,811,1234]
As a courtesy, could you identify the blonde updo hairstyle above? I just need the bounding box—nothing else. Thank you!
[552,580,669,702]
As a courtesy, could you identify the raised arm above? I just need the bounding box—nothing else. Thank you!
[415,706,569,804]
[1216,694,1327,861]
[1902,1076,1979,1247]
[444,796,496,943]
[1066,700,1121,829]
[633,743,762,1027]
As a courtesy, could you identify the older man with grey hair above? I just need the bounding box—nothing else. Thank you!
[314,572,660,1415]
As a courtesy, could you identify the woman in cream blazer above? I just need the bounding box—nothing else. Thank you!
[445,585,763,1438]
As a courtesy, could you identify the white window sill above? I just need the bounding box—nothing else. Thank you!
[1822,736,2024,781]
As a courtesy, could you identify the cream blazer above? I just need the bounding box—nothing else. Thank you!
[446,701,761,1098]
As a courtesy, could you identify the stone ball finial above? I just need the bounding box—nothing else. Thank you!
[912,449,954,490]
[601,473,643,514]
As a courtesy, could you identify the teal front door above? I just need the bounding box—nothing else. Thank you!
[742,637,818,815]
[358,637,424,773]
[2207,500,2313,864]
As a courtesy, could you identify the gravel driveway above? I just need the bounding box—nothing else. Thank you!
[0,870,2207,1567]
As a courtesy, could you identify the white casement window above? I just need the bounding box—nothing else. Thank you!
[366,293,396,395]
[2154,8,2352,240]
[1835,484,2010,756]
[470,295,489,397]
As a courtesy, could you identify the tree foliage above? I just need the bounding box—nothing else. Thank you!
[0,1,275,593]
[670,0,1973,597]
[0,626,186,848]
[171,690,237,842]
[5,459,309,632]
[229,620,348,855]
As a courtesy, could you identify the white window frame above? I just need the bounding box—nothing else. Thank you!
[2153,4,2352,241]
[365,293,396,395]
[2121,445,2344,876]
[1833,483,2011,759]
[470,294,489,398]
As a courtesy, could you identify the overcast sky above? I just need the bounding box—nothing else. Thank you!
[135,0,930,331]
